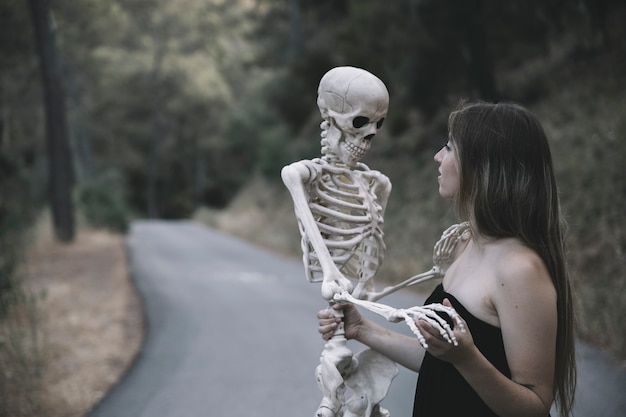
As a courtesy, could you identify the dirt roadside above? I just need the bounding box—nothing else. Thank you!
[26,230,143,417]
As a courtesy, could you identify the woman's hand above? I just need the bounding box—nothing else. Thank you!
[415,299,476,365]
[317,303,362,341]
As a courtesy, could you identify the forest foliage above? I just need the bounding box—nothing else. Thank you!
[1,0,625,357]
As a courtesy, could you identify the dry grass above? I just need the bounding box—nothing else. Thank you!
[0,218,143,417]
[0,286,43,416]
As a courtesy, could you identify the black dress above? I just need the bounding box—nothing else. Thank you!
[412,284,511,417]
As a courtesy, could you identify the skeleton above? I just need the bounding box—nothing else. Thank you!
[281,67,466,417]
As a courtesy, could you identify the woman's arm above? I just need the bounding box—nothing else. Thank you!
[319,304,426,372]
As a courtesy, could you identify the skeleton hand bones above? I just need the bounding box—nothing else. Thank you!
[333,291,466,349]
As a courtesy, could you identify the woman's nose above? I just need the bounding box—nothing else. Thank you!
[434,148,443,162]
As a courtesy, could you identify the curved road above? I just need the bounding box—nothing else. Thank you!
[87,220,626,417]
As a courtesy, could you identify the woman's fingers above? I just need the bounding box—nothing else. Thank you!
[317,309,333,319]
[317,310,339,325]
[417,319,438,338]
[317,309,341,340]
[319,321,338,340]
[417,319,451,349]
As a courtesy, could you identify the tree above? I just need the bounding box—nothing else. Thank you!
[28,0,75,242]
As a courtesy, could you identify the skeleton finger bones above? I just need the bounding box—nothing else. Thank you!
[402,304,466,348]
[333,291,465,349]
[432,222,470,272]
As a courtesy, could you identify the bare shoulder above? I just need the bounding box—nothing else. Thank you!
[491,240,556,305]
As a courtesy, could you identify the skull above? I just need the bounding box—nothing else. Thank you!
[317,67,389,166]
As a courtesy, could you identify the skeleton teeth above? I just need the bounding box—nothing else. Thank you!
[346,141,367,158]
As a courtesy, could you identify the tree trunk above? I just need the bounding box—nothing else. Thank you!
[287,0,304,64]
[29,0,75,242]
[146,40,165,219]
[462,0,498,100]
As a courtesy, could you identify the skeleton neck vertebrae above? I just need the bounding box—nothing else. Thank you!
[282,66,464,417]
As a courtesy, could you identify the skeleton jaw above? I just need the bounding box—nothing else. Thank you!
[337,137,370,166]
[344,140,369,160]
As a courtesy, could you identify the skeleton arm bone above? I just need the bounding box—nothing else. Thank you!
[366,268,441,302]
[333,291,465,349]
[282,161,353,300]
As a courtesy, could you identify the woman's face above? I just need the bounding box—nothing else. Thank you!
[434,138,460,200]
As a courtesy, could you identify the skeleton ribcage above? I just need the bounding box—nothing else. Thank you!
[301,171,385,287]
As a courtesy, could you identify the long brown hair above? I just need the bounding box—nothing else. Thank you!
[448,101,576,416]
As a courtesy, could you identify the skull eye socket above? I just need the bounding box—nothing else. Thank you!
[353,116,370,129]
[376,118,385,129]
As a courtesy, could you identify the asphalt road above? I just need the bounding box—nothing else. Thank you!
[87,220,626,417]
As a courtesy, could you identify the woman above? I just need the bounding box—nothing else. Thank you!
[318,101,577,417]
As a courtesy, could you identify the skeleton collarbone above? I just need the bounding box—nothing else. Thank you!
[301,158,389,294]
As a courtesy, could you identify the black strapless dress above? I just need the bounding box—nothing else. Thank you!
[412,284,511,417]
